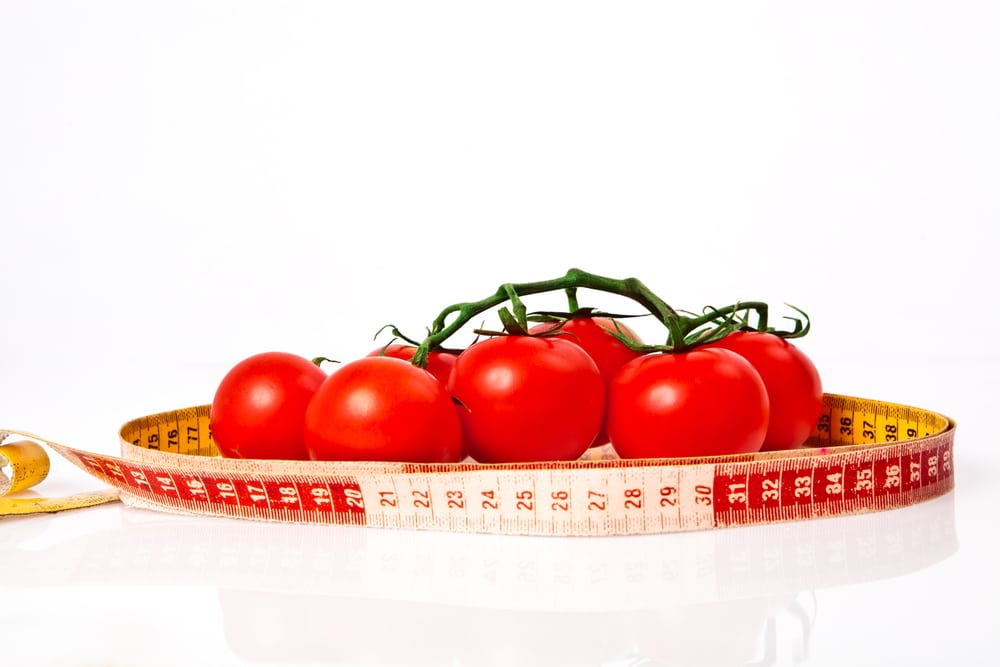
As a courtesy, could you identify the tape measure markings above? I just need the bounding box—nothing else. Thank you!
[95,458,371,526]
[57,431,953,535]
[814,395,946,448]
[712,437,953,529]
[36,425,955,535]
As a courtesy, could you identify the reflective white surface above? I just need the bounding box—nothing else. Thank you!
[2,2,998,665]
[0,455,986,666]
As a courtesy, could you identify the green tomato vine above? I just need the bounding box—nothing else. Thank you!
[378,268,810,368]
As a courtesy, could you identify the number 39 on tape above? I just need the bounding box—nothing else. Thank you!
[1,394,955,536]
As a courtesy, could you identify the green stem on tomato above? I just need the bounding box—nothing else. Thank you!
[565,287,580,312]
[503,283,530,331]
[686,302,770,333]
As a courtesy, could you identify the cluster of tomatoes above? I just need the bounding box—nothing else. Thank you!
[209,310,823,465]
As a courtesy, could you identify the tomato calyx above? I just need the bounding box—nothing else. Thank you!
[372,325,464,369]
[699,302,812,339]
[619,303,812,355]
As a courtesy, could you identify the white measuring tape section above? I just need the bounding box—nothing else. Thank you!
[1,393,955,536]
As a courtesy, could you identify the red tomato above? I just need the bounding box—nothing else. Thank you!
[367,343,458,385]
[528,317,643,446]
[607,348,769,458]
[703,331,823,450]
[447,335,605,463]
[304,356,463,463]
[210,352,327,460]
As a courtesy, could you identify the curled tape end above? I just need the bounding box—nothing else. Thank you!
[0,440,52,496]
[1,433,119,516]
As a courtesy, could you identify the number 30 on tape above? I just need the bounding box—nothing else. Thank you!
[1,393,955,536]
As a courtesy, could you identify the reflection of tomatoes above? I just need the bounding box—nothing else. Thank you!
[704,332,823,450]
[448,335,605,463]
[210,352,327,460]
[608,348,769,458]
[367,343,458,385]
[529,317,643,446]
[304,356,463,463]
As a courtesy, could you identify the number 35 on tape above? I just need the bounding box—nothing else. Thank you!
[1,393,955,536]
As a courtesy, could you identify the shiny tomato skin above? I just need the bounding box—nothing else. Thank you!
[367,343,458,385]
[210,352,327,460]
[448,336,605,463]
[704,331,823,450]
[304,356,463,463]
[607,348,769,459]
[528,317,643,446]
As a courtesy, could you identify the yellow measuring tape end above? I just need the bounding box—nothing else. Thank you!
[0,440,51,495]
[1,436,120,517]
[0,488,122,515]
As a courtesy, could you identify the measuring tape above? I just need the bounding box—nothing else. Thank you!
[0,438,119,515]
[1,393,954,536]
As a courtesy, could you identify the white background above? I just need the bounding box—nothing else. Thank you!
[1,2,998,666]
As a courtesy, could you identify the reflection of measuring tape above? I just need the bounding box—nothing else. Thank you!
[1,491,956,611]
[1,394,954,536]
